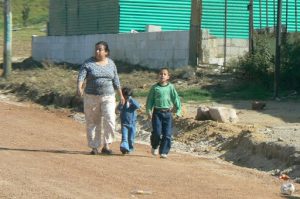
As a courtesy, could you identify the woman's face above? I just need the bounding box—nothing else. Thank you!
[95,44,108,60]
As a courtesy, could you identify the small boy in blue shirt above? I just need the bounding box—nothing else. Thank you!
[117,87,140,154]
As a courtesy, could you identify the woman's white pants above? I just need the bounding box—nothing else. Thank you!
[84,93,116,149]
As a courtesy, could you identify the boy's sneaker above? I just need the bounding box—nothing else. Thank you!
[120,147,129,155]
[151,148,158,156]
[160,154,168,159]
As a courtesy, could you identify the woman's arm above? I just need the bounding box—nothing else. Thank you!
[77,81,84,97]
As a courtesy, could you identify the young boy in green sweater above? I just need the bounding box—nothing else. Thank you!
[146,68,182,158]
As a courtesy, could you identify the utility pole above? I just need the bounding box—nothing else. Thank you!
[295,0,298,32]
[3,0,12,78]
[198,0,203,64]
[189,0,201,66]
[248,0,254,54]
[274,0,282,98]
[223,0,228,68]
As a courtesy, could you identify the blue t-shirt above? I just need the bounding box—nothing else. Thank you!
[117,97,140,126]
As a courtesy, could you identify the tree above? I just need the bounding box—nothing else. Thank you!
[22,1,30,27]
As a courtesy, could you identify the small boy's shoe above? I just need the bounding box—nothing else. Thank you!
[90,148,99,155]
[151,148,158,156]
[101,147,113,155]
[120,147,129,155]
[160,154,168,159]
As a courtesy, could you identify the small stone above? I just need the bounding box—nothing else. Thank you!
[278,137,284,142]
[271,169,281,176]
[294,178,300,184]
[252,101,266,110]
[139,84,147,89]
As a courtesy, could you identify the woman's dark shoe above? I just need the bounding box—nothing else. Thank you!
[90,148,99,155]
[101,147,113,155]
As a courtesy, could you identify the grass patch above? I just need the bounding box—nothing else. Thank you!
[214,83,273,100]
[125,84,273,103]
[0,0,48,31]
[178,88,212,102]
[176,83,272,103]
[13,26,46,39]
[0,64,77,99]
[0,61,285,109]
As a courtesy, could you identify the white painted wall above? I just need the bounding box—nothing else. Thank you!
[32,31,248,68]
[32,31,189,69]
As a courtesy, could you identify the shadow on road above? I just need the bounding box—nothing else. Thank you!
[0,146,87,155]
[0,146,150,158]
[282,195,300,199]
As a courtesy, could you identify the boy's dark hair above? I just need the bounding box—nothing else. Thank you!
[159,67,170,74]
[122,87,133,97]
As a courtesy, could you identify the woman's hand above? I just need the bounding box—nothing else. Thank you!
[120,95,125,105]
[77,87,84,97]
[118,88,125,105]
[77,82,84,97]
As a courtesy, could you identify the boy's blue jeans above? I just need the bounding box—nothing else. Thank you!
[151,110,172,155]
[120,124,136,152]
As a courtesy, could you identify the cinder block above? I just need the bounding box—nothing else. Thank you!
[145,25,162,32]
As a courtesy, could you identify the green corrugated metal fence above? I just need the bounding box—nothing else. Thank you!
[202,0,300,39]
[119,0,191,32]
[49,0,119,36]
[253,0,300,32]
[49,0,66,35]
[48,0,300,38]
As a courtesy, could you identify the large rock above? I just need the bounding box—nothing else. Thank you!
[208,107,239,123]
[195,106,212,121]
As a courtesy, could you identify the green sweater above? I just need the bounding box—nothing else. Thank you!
[146,83,182,116]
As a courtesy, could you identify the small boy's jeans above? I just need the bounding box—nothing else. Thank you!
[120,124,136,152]
[151,110,172,155]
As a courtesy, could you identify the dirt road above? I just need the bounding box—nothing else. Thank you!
[0,100,293,199]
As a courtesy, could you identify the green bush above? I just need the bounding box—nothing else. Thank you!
[230,35,273,88]
[281,33,300,90]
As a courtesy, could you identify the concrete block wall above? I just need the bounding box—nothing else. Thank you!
[32,31,248,68]
[32,31,189,69]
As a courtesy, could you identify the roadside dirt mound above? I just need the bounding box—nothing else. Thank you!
[174,118,256,151]
[172,117,300,180]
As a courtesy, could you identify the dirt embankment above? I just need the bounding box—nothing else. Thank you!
[170,102,300,181]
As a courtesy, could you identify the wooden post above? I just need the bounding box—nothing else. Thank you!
[248,0,254,54]
[189,0,201,66]
[286,0,288,31]
[259,0,262,29]
[198,0,203,64]
[295,0,298,32]
[274,0,282,98]
[266,0,269,29]
[224,0,228,68]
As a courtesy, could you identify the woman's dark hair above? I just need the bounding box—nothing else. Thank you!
[122,87,133,97]
[95,41,110,56]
